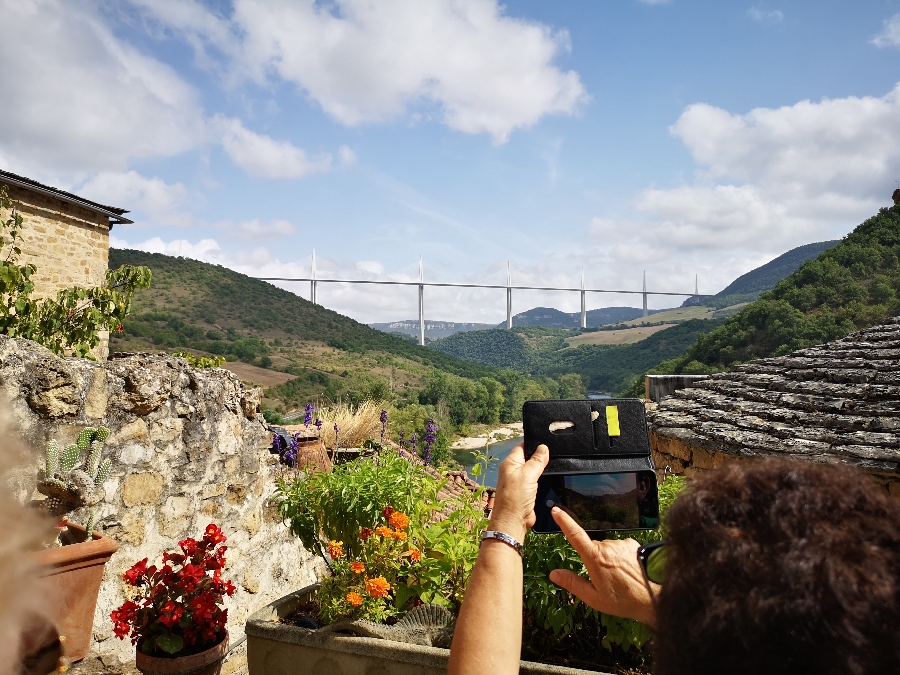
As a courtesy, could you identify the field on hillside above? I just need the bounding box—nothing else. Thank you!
[615,306,715,326]
[563,324,674,347]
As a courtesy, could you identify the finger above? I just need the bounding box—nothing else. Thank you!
[549,569,600,606]
[552,507,596,560]
[522,444,549,481]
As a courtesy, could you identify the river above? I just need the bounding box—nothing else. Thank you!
[452,393,611,487]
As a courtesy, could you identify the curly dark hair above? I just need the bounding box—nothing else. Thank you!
[654,459,900,675]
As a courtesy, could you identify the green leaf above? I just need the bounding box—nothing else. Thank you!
[155,633,184,654]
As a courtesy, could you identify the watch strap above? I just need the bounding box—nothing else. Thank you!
[480,530,523,556]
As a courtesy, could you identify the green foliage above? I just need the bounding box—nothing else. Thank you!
[172,351,226,368]
[273,450,440,558]
[670,207,900,371]
[262,408,287,424]
[0,187,151,358]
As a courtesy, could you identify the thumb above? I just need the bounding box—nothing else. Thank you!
[549,569,598,604]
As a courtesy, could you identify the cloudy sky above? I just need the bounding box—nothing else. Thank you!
[2,0,900,323]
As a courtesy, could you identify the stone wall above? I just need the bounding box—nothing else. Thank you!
[1,337,325,670]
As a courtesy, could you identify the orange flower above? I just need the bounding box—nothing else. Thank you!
[346,592,364,607]
[360,527,373,540]
[366,576,391,598]
[374,526,393,538]
[393,530,407,542]
[349,562,366,574]
[387,511,409,530]
[381,506,395,519]
[407,548,422,562]
[327,540,343,558]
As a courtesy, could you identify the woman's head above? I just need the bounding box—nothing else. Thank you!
[654,459,900,675]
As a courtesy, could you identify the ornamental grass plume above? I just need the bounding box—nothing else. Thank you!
[317,401,383,449]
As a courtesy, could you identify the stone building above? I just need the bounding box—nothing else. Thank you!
[647,318,900,494]
[0,170,132,358]
[0,170,131,297]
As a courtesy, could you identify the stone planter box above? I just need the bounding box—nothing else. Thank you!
[246,584,608,675]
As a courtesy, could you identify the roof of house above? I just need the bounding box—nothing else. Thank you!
[0,169,133,225]
[647,317,900,474]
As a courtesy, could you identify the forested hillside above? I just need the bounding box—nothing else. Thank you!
[661,206,900,373]
[109,250,586,439]
[688,239,840,309]
[429,320,723,394]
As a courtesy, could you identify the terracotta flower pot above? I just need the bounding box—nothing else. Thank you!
[136,635,229,675]
[31,522,119,662]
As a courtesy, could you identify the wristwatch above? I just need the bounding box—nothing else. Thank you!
[480,530,523,556]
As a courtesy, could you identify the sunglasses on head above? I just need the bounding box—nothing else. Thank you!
[637,540,668,585]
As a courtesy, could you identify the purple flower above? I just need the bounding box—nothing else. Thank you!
[314,418,323,432]
[380,409,388,444]
[334,423,340,449]
[398,429,405,447]
[408,433,418,454]
[304,403,315,428]
[422,419,438,465]
[271,433,286,454]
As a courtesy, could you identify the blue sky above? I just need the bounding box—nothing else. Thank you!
[2,0,900,323]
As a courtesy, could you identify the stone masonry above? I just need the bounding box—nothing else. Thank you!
[647,318,900,494]
[1,336,325,671]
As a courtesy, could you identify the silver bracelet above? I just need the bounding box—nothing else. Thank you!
[480,530,523,556]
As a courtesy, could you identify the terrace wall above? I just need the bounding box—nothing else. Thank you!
[2,336,324,672]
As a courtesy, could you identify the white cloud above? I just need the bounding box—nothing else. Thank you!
[126,0,588,144]
[212,115,333,179]
[78,171,194,227]
[339,146,358,167]
[582,85,900,297]
[872,13,900,48]
[221,219,297,240]
[748,6,784,22]
[0,0,206,174]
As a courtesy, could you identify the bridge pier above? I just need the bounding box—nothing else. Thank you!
[311,250,317,305]
[506,262,512,329]
[642,270,648,317]
[418,256,425,346]
[580,267,586,329]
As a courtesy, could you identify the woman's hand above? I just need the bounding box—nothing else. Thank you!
[488,443,549,542]
[549,507,657,628]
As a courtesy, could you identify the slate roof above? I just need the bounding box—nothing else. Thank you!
[0,169,132,225]
[647,317,900,474]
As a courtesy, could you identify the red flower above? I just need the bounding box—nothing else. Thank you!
[123,558,149,586]
[203,524,226,545]
[381,506,395,519]
[158,601,184,628]
[359,527,373,540]
[110,524,232,656]
[179,538,199,556]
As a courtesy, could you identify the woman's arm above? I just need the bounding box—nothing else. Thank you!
[447,443,549,675]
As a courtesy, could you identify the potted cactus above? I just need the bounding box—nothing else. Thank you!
[30,427,119,661]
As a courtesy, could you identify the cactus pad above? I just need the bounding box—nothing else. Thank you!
[95,459,112,486]
[86,441,102,478]
[95,427,110,443]
[60,444,80,473]
[45,439,60,476]
[76,427,96,451]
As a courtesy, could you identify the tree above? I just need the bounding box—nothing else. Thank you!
[0,185,151,358]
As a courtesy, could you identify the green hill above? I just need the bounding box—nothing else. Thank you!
[429,320,724,394]
[665,206,900,372]
[109,249,584,430]
[689,239,839,309]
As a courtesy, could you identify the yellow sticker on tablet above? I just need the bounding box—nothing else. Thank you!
[606,405,621,437]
